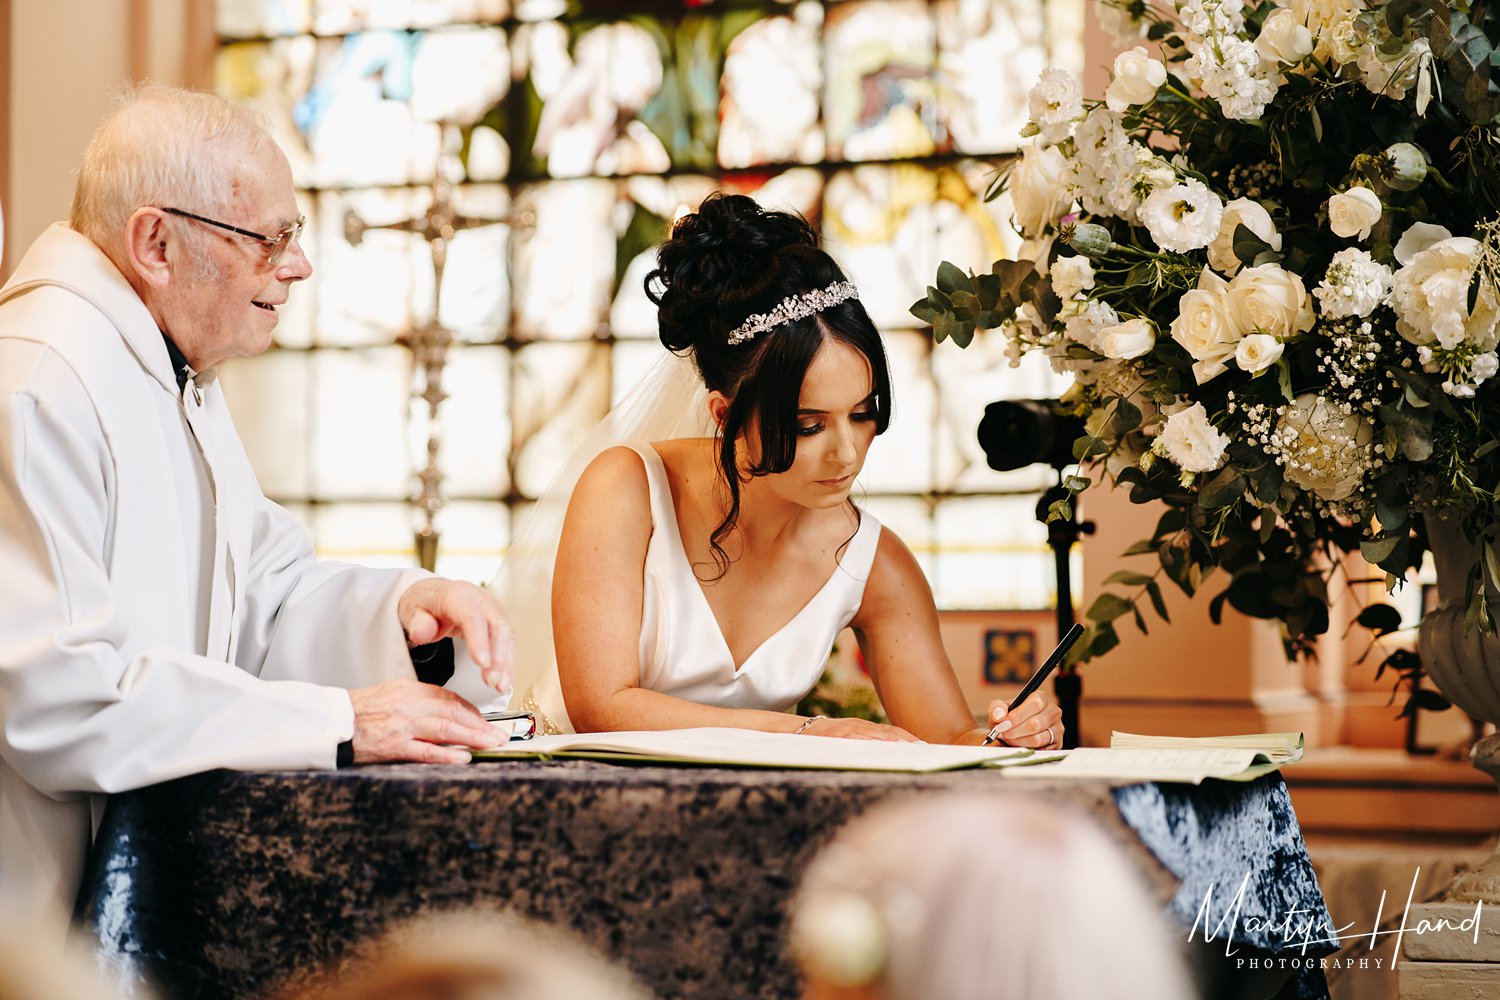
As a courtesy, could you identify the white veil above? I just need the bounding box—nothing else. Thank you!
[492,347,713,733]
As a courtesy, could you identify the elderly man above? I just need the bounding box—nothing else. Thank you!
[0,85,514,925]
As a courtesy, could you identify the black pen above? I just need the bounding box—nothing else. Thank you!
[980,622,1084,746]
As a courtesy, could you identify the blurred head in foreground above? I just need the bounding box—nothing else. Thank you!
[0,923,143,1000]
[264,907,654,1000]
[791,793,1197,1000]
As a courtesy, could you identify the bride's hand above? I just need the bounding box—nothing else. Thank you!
[986,691,1063,749]
[800,717,922,742]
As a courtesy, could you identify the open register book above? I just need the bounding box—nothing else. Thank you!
[1000,732,1305,784]
[472,727,1058,773]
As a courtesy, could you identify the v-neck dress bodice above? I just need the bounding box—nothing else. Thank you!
[626,440,882,714]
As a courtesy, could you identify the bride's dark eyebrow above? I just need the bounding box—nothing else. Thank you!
[797,393,877,416]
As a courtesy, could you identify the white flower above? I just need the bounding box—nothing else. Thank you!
[1475,352,1500,382]
[1271,393,1374,501]
[1290,0,1362,63]
[1229,263,1316,339]
[1358,37,1426,101]
[1256,8,1315,64]
[1170,267,1242,383]
[1391,237,1500,352]
[1206,198,1282,276]
[1327,186,1382,241]
[1142,179,1224,253]
[1394,222,1453,265]
[1235,333,1284,373]
[1069,108,1139,219]
[1026,67,1083,145]
[1313,248,1394,319]
[1051,255,1095,300]
[1184,34,1280,120]
[1097,317,1157,360]
[1105,47,1167,113]
[1324,13,1364,65]
[1009,141,1073,236]
[1157,402,1230,473]
[1063,299,1120,353]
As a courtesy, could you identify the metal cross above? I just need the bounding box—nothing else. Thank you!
[343,124,504,571]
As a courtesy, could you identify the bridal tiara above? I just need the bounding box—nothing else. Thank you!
[726,279,860,346]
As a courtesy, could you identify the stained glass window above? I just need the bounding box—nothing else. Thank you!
[215,0,1085,608]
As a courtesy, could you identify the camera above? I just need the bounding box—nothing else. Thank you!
[976,399,1086,472]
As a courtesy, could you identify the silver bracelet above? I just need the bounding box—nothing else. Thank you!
[795,715,827,735]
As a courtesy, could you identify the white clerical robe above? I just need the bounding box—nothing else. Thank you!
[0,224,449,923]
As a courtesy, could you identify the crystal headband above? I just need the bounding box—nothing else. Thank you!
[726,280,860,346]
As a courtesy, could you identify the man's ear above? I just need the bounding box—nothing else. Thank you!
[122,208,172,288]
[706,391,731,429]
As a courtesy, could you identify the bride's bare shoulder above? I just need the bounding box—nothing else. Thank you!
[576,445,651,497]
[647,437,717,476]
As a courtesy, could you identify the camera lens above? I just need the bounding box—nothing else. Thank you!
[977,399,1085,471]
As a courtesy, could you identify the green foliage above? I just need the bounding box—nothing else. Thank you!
[914,0,1500,712]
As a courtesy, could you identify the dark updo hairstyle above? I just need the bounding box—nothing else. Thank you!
[645,192,893,575]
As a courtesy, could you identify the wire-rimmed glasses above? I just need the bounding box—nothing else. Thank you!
[162,207,305,266]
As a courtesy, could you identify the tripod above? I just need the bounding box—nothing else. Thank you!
[1037,472,1092,749]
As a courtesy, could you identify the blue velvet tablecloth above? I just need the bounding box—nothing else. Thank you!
[80,762,1333,1000]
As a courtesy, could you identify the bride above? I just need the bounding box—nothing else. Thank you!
[502,193,1062,746]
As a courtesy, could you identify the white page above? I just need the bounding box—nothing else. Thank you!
[999,747,1266,783]
[478,727,1034,773]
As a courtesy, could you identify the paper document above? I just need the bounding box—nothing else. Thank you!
[1002,741,1303,784]
[473,727,1047,773]
[1109,731,1304,763]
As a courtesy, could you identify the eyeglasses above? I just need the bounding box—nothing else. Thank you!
[162,207,305,266]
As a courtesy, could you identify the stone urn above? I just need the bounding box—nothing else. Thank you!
[1416,514,1500,903]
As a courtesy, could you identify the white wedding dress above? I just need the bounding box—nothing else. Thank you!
[628,440,882,708]
[517,438,883,734]
[497,350,885,733]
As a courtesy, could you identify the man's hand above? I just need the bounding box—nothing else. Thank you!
[349,678,502,764]
[397,579,513,691]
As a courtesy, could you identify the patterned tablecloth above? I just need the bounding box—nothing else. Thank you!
[79,762,1336,1000]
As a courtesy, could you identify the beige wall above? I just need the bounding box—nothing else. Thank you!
[2,0,210,277]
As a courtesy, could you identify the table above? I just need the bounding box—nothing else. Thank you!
[79,762,1337,1000]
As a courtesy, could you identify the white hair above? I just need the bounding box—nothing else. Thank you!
[69,82,274,265]
[792,793,1198,1000]
[263,906,653,1000]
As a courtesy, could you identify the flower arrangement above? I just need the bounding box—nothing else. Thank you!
[914,0,1500,697]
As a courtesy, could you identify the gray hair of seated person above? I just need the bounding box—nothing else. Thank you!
[263,906,655,1000]
[791,793,1197,1000]
[69,82,273,270]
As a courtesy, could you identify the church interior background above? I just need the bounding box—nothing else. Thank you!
[3,6,1500,998]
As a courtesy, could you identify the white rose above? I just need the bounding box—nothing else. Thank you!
[1327,186,1382,241]
[1324,13,1364,65]
[1228,264,1316,339]
[1169,268,1241,383]
[1157,402,1230,473]
[1097,317,1157,360]
[1235,333,1284,373]
[1391,237,1500,351]
[1206,199,1282,276]
[1105,47,1167,113]
[1256,9,1315,64]
[1010,141,1073,236]
[1027,67,1084,145]
[1394,222,1453,265]
[1051,255,1095,300]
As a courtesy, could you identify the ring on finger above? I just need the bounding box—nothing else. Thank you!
[1045,726,1055,747]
